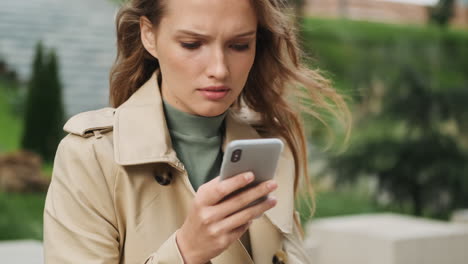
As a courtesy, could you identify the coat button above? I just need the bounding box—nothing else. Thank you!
[154,171,173,186]
[272,249,287,264]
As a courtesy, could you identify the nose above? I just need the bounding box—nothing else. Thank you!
[206,47,229,81]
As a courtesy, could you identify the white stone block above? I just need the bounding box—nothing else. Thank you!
[451,209,468,226]
[305,213,468,264]
[0,240,43,264]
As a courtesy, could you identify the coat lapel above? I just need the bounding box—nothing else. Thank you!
[113,72,179,166]
[211,241,254,264]
[249,216,282,264]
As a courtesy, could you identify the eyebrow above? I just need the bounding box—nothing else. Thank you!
[175,30,257,39]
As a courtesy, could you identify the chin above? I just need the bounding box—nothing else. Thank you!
[195,103,230,117]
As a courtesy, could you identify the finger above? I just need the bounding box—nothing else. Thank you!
[226,220,252,245]
[214,180,277,218]
[217,196,277,232]
[196,172,255,205]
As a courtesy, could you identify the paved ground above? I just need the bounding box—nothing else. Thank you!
[0,240,43,264]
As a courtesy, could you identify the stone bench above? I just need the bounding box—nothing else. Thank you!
[305,213,468,264]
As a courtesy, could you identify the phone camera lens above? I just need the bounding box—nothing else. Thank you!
[231,149,242,162]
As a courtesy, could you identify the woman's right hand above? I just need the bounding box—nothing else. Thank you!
[175,172,278,264]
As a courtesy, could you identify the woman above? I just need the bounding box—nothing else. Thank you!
[44,0,349,263]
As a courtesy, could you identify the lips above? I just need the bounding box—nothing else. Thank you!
[197,86,231,100]
[199,86,230,92]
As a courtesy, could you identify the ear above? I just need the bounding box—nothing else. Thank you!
[140,16,158,58]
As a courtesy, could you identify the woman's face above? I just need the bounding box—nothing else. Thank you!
[142,0,257,117]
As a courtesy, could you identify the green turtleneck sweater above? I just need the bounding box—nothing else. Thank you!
[163,100,227,191]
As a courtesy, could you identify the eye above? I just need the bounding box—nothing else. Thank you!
[230,44,250,51]
[181,42,201,50]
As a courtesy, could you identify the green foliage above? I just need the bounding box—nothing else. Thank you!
[302,18,468,219]
[333,68,468,218]
[297,189,381,225]
[429,0,456,27]
[302,18,468,96]
[0,192,46,240]
[0,78,22,152]
[21,42,65,162]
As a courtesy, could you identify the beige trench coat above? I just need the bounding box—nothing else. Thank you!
[44,73,311,264]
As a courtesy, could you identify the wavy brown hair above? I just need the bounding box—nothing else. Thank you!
[110,0,351,211]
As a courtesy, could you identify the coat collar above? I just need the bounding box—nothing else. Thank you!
[113,72,265,171]
[113,72,178,167]
[112,71,256,168]
[113,72,295,238]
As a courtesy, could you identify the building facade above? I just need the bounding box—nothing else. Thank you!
[0,0,118,117]
[305,0,468,27]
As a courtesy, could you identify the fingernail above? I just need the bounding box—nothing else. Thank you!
[269,196,277,205]
[267,181,278,190]
[244,172,254,182]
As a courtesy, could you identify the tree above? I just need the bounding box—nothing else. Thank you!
[429,0,456,27]
[22,42,64,162]
[44,51,65,160]
[329,65,468,219]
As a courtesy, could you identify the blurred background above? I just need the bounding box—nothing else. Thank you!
[0,0,467,263]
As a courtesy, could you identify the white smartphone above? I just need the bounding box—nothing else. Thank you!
[218,138,284,204]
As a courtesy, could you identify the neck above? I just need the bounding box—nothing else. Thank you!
[162,99,227,137]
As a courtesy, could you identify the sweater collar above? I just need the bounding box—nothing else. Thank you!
[162,99,226,138]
